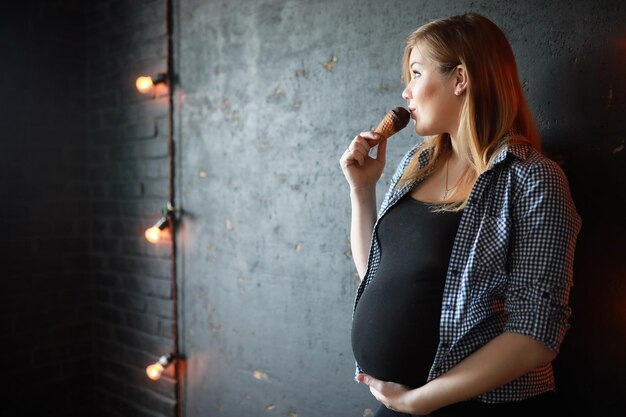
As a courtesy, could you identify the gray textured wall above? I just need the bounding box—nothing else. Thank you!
[174,1,626,416]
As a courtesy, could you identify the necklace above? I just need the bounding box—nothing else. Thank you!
[442,158,454,201]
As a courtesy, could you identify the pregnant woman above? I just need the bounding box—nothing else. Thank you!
[339,13,581,417]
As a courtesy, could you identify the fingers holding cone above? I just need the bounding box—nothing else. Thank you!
[343,132,385,167]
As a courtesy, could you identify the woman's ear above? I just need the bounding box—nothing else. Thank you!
[454,65,468,96]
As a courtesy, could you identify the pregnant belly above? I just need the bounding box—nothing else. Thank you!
[351,277,444,388]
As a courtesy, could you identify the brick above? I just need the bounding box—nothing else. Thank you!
[96,304,126,326]
[114,327,172,355]
[90,127,121,145]
[110,181,143,198]
[145,297,173,319]
[63,356,94,378]
[95,322,115,340]
[110,292,147,312]
[91,90,121,108]
[93,237,120,253]
[32,340,91,365]
[107,394,164,417]
[108,255,171,279]
[62,253,90,271]
[90,146,110,163]
[94,342,126,365]
[142,179,168,198]
[124,384,176,416]
[90,164,120,181]
[101,106,137,126]
[34,237,89,255]
[156,319,173,338]
[125,311,159,334]
[123,276,171,298]
[94,273,119,291]
[121,200,167,217]
[109,218,143,237]
[96,372,127,399]
[35,323,91,349]
[110,137,169,161]
[122,119,158,140]
[92,254,108,270]
[92,219,110,235]
[119,158,169,180]
[92,201,122,217]
[122,238,172,259]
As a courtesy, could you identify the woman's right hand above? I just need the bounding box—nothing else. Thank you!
[339,131,387,191]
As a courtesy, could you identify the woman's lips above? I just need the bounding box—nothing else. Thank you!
[408,107,416,119]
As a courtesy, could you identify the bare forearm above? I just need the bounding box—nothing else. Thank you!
[350,186,377,279]
[408,332,557,414]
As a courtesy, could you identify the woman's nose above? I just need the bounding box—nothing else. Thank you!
[402,85,411,100]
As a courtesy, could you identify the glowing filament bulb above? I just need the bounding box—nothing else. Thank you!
[145,226,162,243]
[146,362,164,380]
[136,76,154,94]
[145,217,169,243]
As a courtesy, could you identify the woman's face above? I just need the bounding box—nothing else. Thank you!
[402,46,462,138]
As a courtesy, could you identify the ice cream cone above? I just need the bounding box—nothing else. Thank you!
[374,107,410,140]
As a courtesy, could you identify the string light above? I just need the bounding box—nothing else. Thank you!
[146,353,175,381]
[145,202,177,244]
[145,216,169,243]
[135,73,167,94]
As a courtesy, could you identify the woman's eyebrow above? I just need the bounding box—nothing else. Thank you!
[410,61,423,67]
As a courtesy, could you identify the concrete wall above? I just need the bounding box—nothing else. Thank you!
[174,1,626,416]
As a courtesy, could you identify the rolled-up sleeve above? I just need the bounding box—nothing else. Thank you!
[504,160,582,353]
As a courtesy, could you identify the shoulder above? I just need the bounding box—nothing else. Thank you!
[504,145,581,227]
[503,144,574,197]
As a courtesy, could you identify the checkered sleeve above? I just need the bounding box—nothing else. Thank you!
[504,160,582,353]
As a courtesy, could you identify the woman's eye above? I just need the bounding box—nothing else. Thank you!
[411,70,421,78]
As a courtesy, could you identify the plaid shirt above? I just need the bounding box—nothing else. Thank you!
[352,139,582,403]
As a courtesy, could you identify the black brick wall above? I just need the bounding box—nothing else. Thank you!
[2,1,177,416]
[86,1,177,416]
[1,1,92,416]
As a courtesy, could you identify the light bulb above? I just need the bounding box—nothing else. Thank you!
[136,76,154,94]
[146,362,164,380]
[146,353,175,381]
[145,216,169,243]
[145,226,162,243]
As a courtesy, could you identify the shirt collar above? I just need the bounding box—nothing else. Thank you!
[490,136,532,167]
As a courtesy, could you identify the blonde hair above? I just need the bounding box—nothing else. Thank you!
[399,13,540,211]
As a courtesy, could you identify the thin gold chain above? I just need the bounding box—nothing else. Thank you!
[443,158,451,200]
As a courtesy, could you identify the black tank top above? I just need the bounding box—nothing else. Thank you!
[351,193,463,388]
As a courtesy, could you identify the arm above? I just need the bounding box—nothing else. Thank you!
[339,132,387,280]
[360,331,555,414]
[349,186,377,279]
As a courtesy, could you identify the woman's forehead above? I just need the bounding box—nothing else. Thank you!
[409,45,429,66]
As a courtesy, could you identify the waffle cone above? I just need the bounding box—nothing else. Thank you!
[374,113,397,140]
[373,107,410,141]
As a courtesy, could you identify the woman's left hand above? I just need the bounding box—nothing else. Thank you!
[356,373,425,414]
